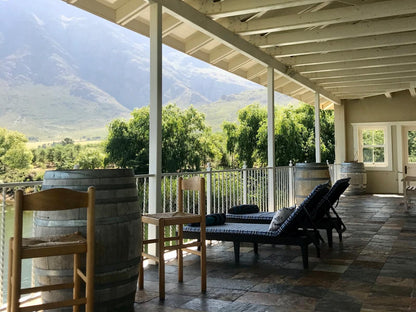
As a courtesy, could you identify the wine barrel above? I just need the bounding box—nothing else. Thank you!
[295,163,330,205]
[340,162,367,195]
[34,169,141,312]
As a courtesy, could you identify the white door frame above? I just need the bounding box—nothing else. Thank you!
[397,122,416,193]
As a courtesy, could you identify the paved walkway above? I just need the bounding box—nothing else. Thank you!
[135,194,416,311]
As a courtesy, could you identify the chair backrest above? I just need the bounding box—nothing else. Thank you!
[276,183,329,236]
[14,187,95,242]
[177,177,205,216]
[312,178,350,221]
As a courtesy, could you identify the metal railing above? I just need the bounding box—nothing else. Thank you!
[0,164,296,305]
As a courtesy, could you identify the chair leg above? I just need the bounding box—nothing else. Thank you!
[7,239,13,312]
[73,253,81,312]
[139,254,144,289]
[233,241,240,263]
[253,243,258,255]
[158,223,165,300]
[178,225,183,283]
[11,242,22,312]
[300,244,309,269]
[326,228,333,248]
[200,227,206,293]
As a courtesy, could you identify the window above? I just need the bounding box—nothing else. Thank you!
[353,124,392,171]
[362,129,385,164]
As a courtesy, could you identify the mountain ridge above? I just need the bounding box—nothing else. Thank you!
[0,0,296,141]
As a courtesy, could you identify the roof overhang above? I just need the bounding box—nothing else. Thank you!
[63,0,416,108]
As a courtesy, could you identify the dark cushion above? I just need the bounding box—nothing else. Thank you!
[189,213,226,227]
[228,204,259,214]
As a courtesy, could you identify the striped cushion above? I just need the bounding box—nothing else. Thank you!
[184,223,284,238]
[226,212,275,222]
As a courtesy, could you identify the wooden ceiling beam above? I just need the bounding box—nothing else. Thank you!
[282,45,416,66]
[267,31,416,58]
[227,0,416,35]
[248,15,416,48]
[186,0,324,19]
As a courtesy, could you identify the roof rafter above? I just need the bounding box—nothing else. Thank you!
[248,15,416,48]
[267,31,416,57]
[226,0,416,35]
[155,0,340,104]
[186,0,325,19]
[282,45,416,66]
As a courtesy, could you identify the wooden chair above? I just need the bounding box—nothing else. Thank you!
[7,187,95,312]
[139,176,206,300]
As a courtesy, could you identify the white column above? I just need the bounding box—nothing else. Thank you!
[315,92,321,163]
[267,67,275,212]
[149,1,162,215]
[334,101,346,164]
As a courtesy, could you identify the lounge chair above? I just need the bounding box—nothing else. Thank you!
[226,178,350,247]
[183,183,329,269]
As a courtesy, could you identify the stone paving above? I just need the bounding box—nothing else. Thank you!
[135,194,416,311]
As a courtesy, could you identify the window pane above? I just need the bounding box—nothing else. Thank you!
[408,130,416,163]
[374,130,384,145]
[374,147,385,163]
[363,148,373,163]
[362,130,373,145]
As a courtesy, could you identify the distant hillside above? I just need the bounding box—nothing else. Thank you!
[200,89,299,132]
[0,0,296,141]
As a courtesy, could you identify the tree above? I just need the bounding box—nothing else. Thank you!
[235,104,267,168]
[0,128,32,171]
[223,103,335,167]
[105,103,219,173]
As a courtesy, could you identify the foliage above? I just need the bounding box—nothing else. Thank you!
[0,128,33,181]
[223,103,335,167]
[31,141,104,170]
[105,103,221,173]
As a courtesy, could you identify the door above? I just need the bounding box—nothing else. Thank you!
[403,126,416,180]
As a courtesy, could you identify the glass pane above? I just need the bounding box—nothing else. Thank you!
[362,130,373,145]
[408,130,416,163]
[374,147,385,163]
[363,147,373,163]
[374,130,384,145]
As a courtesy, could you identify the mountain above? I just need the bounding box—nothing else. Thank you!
[200,89,299,132]
[0,0,295,141]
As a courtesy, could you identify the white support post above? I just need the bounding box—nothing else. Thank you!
[148,1,162,258]
[206,163,212,214]
[334,101,346,164]
[267,67,276,212]
[288,161,295,206]
[315,92,321,163]
[242,162,248,204]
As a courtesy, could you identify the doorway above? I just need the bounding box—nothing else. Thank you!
[402,126,416,188]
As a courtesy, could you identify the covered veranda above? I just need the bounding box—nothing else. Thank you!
[136,194,416,311]
[5,0,416,310]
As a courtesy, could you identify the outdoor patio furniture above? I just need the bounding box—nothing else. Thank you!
[402,176,416,209]
[139,176,206,300]
[226,178,350,247]
[183,183,330,269]
[8,187,95,312]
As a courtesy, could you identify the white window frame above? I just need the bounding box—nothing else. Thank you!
[352,123,392,171]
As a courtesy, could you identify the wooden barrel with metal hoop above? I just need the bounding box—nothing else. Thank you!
[340,162,367,195]
[295,162,330,205]
[34,169,141,312]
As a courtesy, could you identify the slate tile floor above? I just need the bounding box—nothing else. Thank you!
[135,194,416,311]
